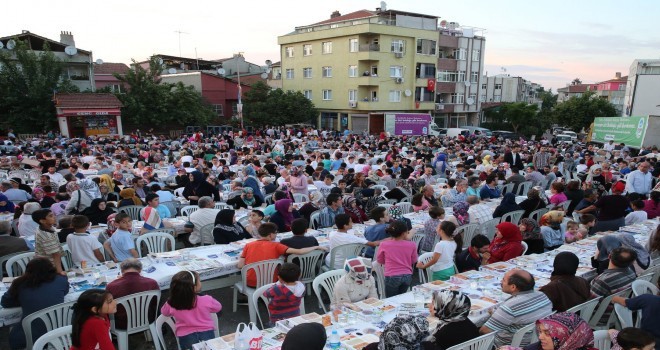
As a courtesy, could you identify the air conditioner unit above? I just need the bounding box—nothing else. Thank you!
[394,52,404,58]
[435,103,444,110]
[395,77,404,84]
[349,101,358,108]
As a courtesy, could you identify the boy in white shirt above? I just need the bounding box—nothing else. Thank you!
[625,200,648,225]
[66,215,104,266]
[325,214,378,268]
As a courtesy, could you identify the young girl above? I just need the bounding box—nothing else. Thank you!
[244,209,264,238]
[417,221,462,281]
[564,220,583,243]
[579,213,596,237]
[376,221,418,297]
[420,206,445,253]
[161,271,222,350]
[411,193,430,212]
[71,289,117,350]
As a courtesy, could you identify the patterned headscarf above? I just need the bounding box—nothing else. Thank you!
[343,195,364,223]
[452,201,470,225]
[388,204,404,221]
[119,188,142,206]
[377,315,430,350]
[430,290,471,332]
[66,181,79,195]
[79,178,101,200]
[344,257,372,284]
[536,312,596,350]
[617,233,650,269]
[519,218,542,240]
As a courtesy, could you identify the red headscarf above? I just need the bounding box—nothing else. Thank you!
[488,222,524,263]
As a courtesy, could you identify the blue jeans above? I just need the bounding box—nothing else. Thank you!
[385,274,412,298]
[178,330,216,350]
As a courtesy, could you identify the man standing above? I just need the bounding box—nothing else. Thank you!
[106,259,160,330]
[532,146,550,170]
[625,162,653,198]
[504,145,523,170]
[187,196,219,245]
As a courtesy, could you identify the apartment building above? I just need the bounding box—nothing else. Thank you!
[480,74,542,105]
[278,7,483,132]
[589,72,627,116]
[557,82,597,103]
[623,59,660,117]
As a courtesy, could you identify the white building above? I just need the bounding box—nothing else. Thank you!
[623,59,660,117]
[480,74,542,105]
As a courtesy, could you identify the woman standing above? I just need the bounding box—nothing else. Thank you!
[213,209,251,244]
[289,167,309,197]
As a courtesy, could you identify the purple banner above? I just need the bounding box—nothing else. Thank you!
[394,114,431,135]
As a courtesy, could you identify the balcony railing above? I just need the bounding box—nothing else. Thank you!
[359,44,380,52]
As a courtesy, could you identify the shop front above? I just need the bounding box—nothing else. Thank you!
[54,93,124,138]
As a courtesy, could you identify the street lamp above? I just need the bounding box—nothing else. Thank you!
[236,52,244,130]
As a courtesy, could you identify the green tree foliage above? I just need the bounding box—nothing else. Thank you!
[0,40,78,132]
[243,81,317,126]
[483,102,538,134]
[113,58,215,127]
[553,91,617,132]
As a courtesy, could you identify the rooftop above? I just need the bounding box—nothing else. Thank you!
[54,93,122,109]
[94,62,130,75]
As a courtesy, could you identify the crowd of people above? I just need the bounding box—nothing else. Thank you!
[1,126,660,350]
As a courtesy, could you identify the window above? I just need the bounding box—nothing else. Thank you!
[285,47,294,58]
[371,65,378,76]
[437,70,460,82]
[480,94,486,102]
[213,104,223,116]
[349,39,358,52]
[370,90,378,101]
[416,39,437,55]
[469,93,477,102]
[450,93,465,104]
[458,71,466,82]
[494,95,501,102]
[416,63,436,78]
[415,87,433,102]
[303,90,312,100]
[348,65,358,77]
[389,66,403,78]
[110,84,122,93]
[470,72,479,83]
[231,103,238,115]
[322,66,332,78]
[322,90,332,100]
[481,83,487,89]
[322,42,333,54]
[452,48,466,60]
[303,67,312,78]
[303,44,312,56]
[389,90,402,102]
[495,83,502,90]
[285,69,294,79]
[391,39,405,53]
[348,89,357,102]
[472,50,480,61]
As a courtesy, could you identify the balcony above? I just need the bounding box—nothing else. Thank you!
[435,82,457,93]
[356,75,380,86]
[434,104,455,113]
[359,44,380,52]
[437,58,458,71]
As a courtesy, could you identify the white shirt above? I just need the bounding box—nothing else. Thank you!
[18,214,39,237]
[431,240,457,272]
[576,164,588,173]
[66,232,103,265]
[604,143,615,152]
[326,231,368,268]
[45,172,64,184]
[625,211,648,225]
[189,208,220,245]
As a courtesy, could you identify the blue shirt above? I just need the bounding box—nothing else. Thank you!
[625,170,653,195]
[331,159,343,171]
[318,206,345,228]
[108,229,136,262]
[364,223,388,258]
[625,294,660,347]
[479,185,501,200]
[541,226,564,250]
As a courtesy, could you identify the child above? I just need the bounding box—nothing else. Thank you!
[71,289,117,350]
[244,209,264,238]
[564,220,583,243]
[326,214,378,268]
[280,218,319,249]
[420,206,445,253]
[455,234,491,272]
[32,209,65,275]
[609,327,656,350]
[411,193,430,213]
[578,214,596,237]
[625,200,648,225]
[103,213,138,262]
[416,221,461,281]
[161,271,222,350]
[376,221,418,297]
[264,263,305,324]
[67,215,104,266]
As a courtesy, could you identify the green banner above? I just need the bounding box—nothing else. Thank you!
[592,116,648,148]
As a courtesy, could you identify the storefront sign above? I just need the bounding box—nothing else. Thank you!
[76,111,110,116]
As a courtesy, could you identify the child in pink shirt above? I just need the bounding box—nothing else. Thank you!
[376,221,418,298]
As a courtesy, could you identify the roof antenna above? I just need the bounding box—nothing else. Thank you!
[174,30,189,57]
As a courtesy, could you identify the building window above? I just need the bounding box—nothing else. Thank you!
[370,90,378,101]
[480,94,486,102]
[213,104,223,116]
[450,93,465,104]
[481,83,487,89]
[469,93,477,102]
[470,72,479,83]
[371,65,378,76]
[495,83,502,90]
[494,95,501,102]
[458,71,466,82]
[285,69,294,79]
[322,41,333,54]
[322,66,332,78]
[303,44,312,56]
[391,39,405,53]
[416,39,437,55]
[389,90,402,102]
[349,39,358,52]
[285,47,294,58]
[472,50,480,61]
[415,87,433,102]
[348,89,357,102]
[303,67,312,78]
[437,70,459,82]
[110,84,122,93]
[303,90,312,100]
[348,65,358,77]
[416,63,436,78]
[389,66,403,78]
[452,48,466,60]
[322,89,332,100]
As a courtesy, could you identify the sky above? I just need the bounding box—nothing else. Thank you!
[4,0,660,91]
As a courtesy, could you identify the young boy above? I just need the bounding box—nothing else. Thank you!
[66,215,104,266]
[263,262,305,324]
[578,213,596,237]
[244,209,265,239]
[455,234,491,272]
[281,218,319,249]
[326,214,378,268]
[625,200,648,225]
[103,213,139,262]
[32,209,65,274]
[564,220,583,243]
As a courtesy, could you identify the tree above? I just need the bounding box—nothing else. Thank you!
[0,40,78,132]
[483,102,538,133]
[243,81,317,127]
[571,78,582,85]
[554,91,617,132]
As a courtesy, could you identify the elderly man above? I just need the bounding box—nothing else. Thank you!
[418,166,437,185]
[441,179,468,207]
[187,196,220,245]
[106,258,159,329]
[467,195,492,225]
[625,161,653,198]
[480,269,553,348]
[422,185,439,207]
[0,221,30,256]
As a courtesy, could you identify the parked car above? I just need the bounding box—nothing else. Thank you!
[492,130,525,141]
[558,131,578,142]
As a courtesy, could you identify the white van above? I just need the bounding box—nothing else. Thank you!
[446,128,470,138]
[558,131,577,142]
[462,126,492,137]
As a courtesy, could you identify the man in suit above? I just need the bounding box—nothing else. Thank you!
[504,145,523,170]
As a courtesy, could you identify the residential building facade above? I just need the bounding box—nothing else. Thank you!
[589,72,627,115]
[94,62,129,93]
[623,59,660,117]
[556,82,597,103]
[480,74,542,105]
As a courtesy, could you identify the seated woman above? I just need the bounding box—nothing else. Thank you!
[213,209,251,244]
[227,187,263,210]
[118,188,144,207]
[343,195,368,224]
[519,187,546,218]
[269,199,300,233]
[81,198,115,225]
[29,188,56,209]
[540,211,565,251]
[492,192,522,219]
[499,312,599,350]
[363,315,430,350]
[411,193,431,212]
[519,218,544,255]
[422,290,480,350]
[539,252,590,312]
[298,191,323,223]
[333,258,378,304]
[488,222,524,263]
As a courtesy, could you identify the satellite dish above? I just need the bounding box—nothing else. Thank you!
[7,39,16,50]
[260,73,268,79]
[95,59,104,65]
[440,20,447,28]
[466,97,475,105]
[64,46,77,56]
[380,1,387,11]
[265,59,272,66]
[464,81,471,87]
[404,89,412,97]
[156,57,164,65]
[168,68,177,74]
[266,68,272,74]
[217,68,225,76]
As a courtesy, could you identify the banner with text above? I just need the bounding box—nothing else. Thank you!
[394,113,431,135]
[592,116,647,148]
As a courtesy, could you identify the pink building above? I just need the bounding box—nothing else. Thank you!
[94,62,129,92]
[589,72,627,115]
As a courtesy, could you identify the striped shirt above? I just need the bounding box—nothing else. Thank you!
[590,267,636,325]
[484,290,553,348]
[35,227,64,265]
[264,282,303,322]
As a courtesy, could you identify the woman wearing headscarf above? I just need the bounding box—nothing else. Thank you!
[281,323,327,350]
[288,166,309,197]
[519,187,546,218]
[493,192,522,219]
[65,179,98,215]
[298,191,323,222]
[499,312,598,350]
[333,257,378,304]
[363,315,430,350]
[29,188,56,209]
[343,195,368,224]
[482,154,492,167]
[446,201,470,227]
[540,211,566,251]
[184,170,220,205]
[227,187,263,210]
[585,164,607,195]
[488,222,524,263]
[241,166,264,202]
[519,218,544,255]
[99,174,120,193]
[539,252,591,312]
[213,209,251,244]
[388,204,412,231]
[0,193,15,213]
[590,181,630,233]
[432,153,447,178]
[81,198,114,225]
[269,199,300,233]
[422,290,479,350]
[117,188,144,207]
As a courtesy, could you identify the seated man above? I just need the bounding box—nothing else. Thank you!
[590,247,637,325]
[66,215,104,266]
[106,258,159,329]
[280,218,319,249]
[612,279,660,348]
[187,196,219,246]
[480,269,553,348]
[455,234,490,272]
[0,221,29,256]
[318,193,345,228]
[326,214,379,268]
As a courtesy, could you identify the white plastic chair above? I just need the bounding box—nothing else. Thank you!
[481,217,500,240]
[32,325,72,350]
[614,303,638,328]
[566,297,601,323]
[501,210,525,225]
[417,252,434,284]
[456,224,480,250]
[252,283,306,330]
[446,332,496,350]
[6,251,35,277]
[632,279,659,296]
[199,223,216,246]
[173,187,185,197]
[516,181,533,196]
[509,321,539,348]
[180,205,199,217]
[233,259,283,324]
[312,269,345,313]
[60,244,74,271]
[293,193,310,203]
[286,250,324,295]
[529,208,549,223]
[160,201,180,217]
[372,185,389,192]
[380,199,397,205]
[501,183,515,195]
[1,251,25,277]
[22,301,76,350]
[155,313,219,350]
[110,290,162,350]
[397,202,413,214]
[309,210,321,229]
[520,241,529,255]
[119,205,143,220]
[589,288,631,330]
[214,202,230,210]
[322,243,366,271]
[135,230,175,257]
[411,232,425,253]
[372,261,387,299]
[593,330,612,350]
[378,203,393,210]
